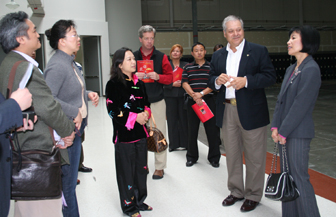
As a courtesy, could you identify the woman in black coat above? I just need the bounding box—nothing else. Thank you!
[105,47,153,217]
[164,44,188,152]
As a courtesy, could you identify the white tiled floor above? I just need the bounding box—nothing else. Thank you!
[8,98,336,217]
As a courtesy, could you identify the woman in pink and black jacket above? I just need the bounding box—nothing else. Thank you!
[105,47,152,217]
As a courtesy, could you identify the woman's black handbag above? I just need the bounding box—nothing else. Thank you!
[265,143,300,202]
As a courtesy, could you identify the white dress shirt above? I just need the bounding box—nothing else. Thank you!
[215,39,247,99]
[13,50,39,67]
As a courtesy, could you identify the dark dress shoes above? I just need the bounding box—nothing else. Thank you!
[240,199,259,212]
[169,148,176,152]
[186,161,196,167]
[222,195,244,206]
[152,169,164,180]
[78,165,93,173]
[210,162,220,168]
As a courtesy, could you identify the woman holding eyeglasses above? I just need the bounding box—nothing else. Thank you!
[44,20,99,217]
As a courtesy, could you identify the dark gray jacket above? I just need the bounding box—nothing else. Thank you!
[271,55,321,138]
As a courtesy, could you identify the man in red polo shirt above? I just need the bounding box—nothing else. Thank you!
[134,25,173,180]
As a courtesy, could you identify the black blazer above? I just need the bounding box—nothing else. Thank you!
[271,55,320,138]
[163,61,188,98]
[209,40,276,130]
[0,93,22,217]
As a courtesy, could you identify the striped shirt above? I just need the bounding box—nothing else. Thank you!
[182,60,212,93]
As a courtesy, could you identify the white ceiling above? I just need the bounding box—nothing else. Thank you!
[27,0,45,16]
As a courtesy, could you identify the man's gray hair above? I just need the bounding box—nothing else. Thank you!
[0,11,29,54]
[138,25,156,38]
[222,15,244,32]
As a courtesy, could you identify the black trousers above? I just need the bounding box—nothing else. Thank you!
[186,95,221,163]
[114,138,148,216]
[79,132,85,169]
[164,96,188,149]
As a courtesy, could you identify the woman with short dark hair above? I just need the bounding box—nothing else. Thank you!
[106,47,153,217]
[271,25,321,217]
[213,44,224,52]
[44,20,99,217]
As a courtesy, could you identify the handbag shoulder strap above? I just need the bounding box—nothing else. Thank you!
[149,113,157,129]
[7,60,56,147]
[270,143,279,174]
[6,60,24,98]
[282,145,290,172]
[270,142,290,173]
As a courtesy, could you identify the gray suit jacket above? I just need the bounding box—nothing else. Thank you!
[271,55,321,138]
[0,51,75,163]
[44,49,91,120]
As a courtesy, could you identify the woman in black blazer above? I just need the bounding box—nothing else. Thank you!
[106,47,152,217]
[164,44,188,152]
[271,26,321,217]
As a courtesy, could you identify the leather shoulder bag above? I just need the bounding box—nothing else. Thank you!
[146,114,168,153]
[265,143,300,202]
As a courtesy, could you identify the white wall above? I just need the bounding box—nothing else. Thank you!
[105,0,142,54]
[0,0,110,94]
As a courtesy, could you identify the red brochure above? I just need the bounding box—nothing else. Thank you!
[173,66,183,82]
[191,100,214,123]
[137,60,154,83]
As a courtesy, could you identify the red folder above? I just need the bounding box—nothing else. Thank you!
[173,66,183,82]
[137,60,154,83]
[191,100,214,123]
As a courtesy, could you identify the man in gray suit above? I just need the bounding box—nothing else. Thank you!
[0,11,75,216]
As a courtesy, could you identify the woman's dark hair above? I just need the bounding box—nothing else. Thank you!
[289,25,320,55]
[45,20,76,50]
[110,47,133,84]
[213,44,224,52]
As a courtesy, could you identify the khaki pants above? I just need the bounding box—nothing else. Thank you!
[221,103,267,202]
[150,99,167,170]
[14,198,63,217]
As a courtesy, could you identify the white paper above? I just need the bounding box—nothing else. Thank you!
[19,63,33,89]
[53,130,64,146]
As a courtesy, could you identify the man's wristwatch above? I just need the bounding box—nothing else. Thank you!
[200,91,204,96]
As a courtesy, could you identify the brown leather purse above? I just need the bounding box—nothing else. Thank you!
[146,114,168,153]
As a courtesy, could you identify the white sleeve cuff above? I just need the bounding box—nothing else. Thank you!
[215,78,221,90]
